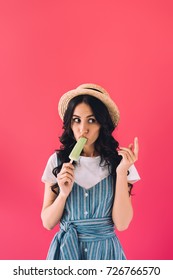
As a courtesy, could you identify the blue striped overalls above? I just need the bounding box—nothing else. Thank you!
[47,173,126,260]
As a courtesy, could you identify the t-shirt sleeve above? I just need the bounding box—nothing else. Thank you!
[41,153,58,184]
[127,164,141,184]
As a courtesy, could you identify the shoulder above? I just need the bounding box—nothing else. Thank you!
[46,152,61,167]
[41,152,61,184]
[47,152,57,163]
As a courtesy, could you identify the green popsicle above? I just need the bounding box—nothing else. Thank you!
[69,137,87,162]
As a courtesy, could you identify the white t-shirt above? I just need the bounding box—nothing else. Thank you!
[41,153,140,189]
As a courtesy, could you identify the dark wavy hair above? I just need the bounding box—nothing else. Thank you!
[51,95,133,195]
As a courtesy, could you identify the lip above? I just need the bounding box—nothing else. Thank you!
[77,135,88,144]
[78,136,88,140]
[79,132,88,139]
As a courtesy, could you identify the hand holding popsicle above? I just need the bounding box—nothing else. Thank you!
[57,162,75,198]
[57,137,87,198]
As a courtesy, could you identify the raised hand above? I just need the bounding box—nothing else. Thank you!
[117,137,139,173]
[57,162,75,198]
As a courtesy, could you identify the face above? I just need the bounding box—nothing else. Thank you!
[71,102,101,148]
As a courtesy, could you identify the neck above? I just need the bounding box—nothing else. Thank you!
[81,145,99,157]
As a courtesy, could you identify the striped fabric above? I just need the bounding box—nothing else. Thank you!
[46,171,126,260]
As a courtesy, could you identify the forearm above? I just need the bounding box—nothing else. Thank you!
[112,170,133,231]
[41,193,67,230]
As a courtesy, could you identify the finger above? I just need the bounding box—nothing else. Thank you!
[61,167,74,176]
[119,147,133,154]
[61,165,75,175]
[118,152,130,161]
[62,176,73,183]
[62,163,75,170]
[133,137,139,158]
[57,175,74,185]
[128,143,133,150]
[61,178,73,185]
[58,173,74,181]
[59,178,73,187]
[119,147,136,160]
[118,150,135,162]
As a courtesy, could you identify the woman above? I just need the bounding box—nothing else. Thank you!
[41,83,140,260]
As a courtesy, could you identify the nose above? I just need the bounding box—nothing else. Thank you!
[79,121,89,136]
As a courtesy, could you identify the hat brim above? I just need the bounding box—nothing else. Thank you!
[58,85,120,126]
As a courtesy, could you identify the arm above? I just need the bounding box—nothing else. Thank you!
[112,137,139,231]
[41,162,74,230]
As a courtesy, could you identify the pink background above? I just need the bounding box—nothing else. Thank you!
[0,0,173,259]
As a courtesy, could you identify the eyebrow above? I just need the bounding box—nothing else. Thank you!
[72,114,95,118]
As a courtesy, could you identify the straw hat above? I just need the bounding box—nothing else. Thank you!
[58,83,120,126]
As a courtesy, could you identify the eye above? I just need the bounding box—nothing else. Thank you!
[88,118,96,123]
[72,117,81,123]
